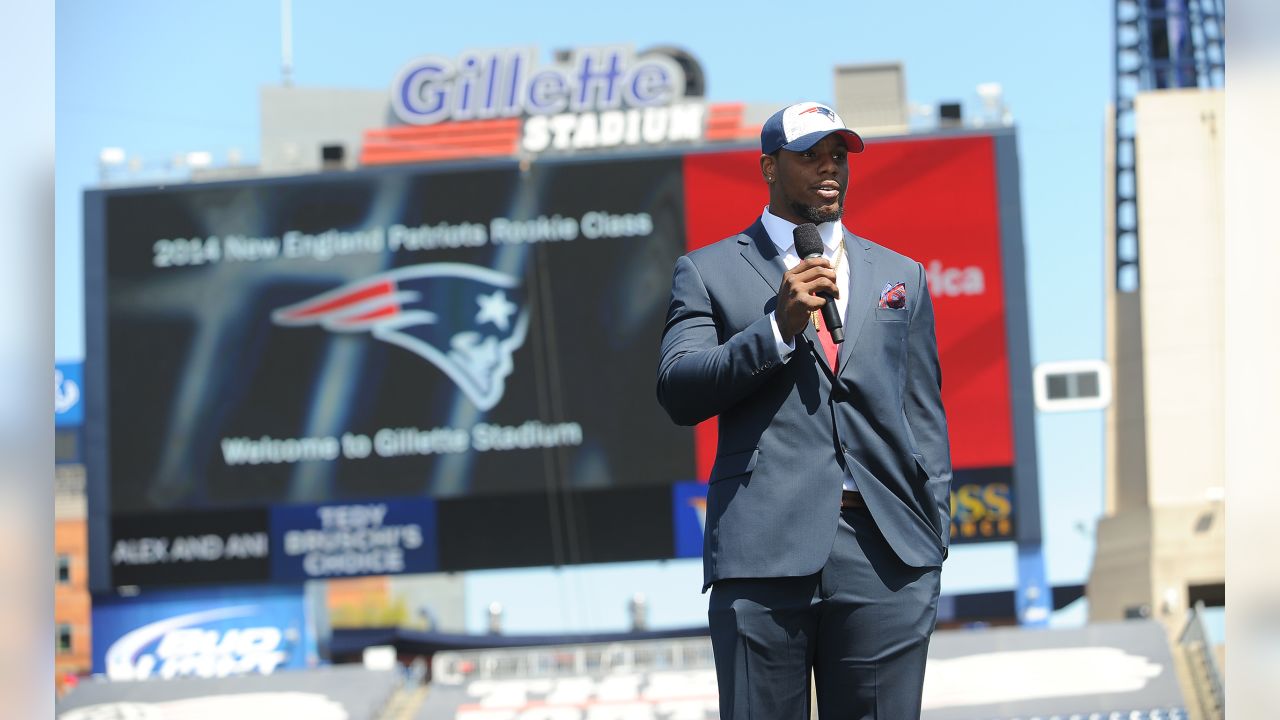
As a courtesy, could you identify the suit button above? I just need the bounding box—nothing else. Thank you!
[841,445,849,453]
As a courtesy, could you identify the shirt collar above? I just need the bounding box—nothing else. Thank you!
[760,206,842,256]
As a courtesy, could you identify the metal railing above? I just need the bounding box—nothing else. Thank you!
[431,637,716,686]
[1177,601,1224,719]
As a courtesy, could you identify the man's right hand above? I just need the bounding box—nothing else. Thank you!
[774,258,839,341]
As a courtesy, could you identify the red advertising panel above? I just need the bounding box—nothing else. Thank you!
[682,136,1013,483]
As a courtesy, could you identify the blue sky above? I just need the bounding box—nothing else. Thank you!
[56,0,1111,633]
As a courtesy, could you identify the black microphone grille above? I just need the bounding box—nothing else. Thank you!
[792,223,824,259]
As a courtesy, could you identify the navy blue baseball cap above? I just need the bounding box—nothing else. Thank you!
[761,101,865,155]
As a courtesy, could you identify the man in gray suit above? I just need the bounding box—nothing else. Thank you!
[657,101,953,718]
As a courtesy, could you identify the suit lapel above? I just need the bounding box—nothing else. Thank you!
[838,230,874,375]
[738,220,785,296]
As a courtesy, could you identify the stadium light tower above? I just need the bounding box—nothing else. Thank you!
[1113,0,1225,291]
[185,151,212,170]
[98,147,125,183]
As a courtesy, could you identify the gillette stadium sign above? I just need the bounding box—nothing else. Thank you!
[391,45,705,152]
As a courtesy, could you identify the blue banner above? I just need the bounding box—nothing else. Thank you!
[671,482,707,559]
[91,585,315,679]
[55,362,83,427]
[269,498,438,581]
[1016,545,1052,627]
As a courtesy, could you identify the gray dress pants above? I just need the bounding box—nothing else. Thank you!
[708,504,942,719]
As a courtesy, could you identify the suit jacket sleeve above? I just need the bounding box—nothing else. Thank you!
[656,254,783,426]
[905,261,954,537]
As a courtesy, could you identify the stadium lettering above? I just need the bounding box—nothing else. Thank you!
[520,104,704,152]
[471,421,584,451]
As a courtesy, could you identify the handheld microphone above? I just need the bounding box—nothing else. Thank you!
[792,223,844,343]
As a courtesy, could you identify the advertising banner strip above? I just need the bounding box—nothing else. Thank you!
[672,482,708,559]
[109,510,272,588]
[90,584,316,680]
[673,469,1013,555]
[948,467,1016,544]
[269,499,438,582]
[55,361,83,428]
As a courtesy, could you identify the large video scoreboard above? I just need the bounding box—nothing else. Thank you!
[85,131,1034,592]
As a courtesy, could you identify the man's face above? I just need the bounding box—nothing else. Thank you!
[763,133,850,225]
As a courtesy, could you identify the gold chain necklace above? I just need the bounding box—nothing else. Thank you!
[811,236,847,330]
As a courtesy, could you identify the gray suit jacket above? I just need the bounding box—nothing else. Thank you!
[657,219,953,591]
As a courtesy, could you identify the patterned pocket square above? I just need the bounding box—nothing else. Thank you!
[878,281,907,309]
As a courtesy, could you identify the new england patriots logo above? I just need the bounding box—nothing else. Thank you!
[799,105,838,123]
[272,263,529,411]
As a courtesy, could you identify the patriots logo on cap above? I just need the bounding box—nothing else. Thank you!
[272,263,530,411]
[798,105,838,123]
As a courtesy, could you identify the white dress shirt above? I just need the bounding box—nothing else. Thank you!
[759,206,858,492]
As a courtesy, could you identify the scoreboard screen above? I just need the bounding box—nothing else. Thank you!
[85,133,1030,591]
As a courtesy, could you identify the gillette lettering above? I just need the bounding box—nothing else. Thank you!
[925,259,986,298]
[392,46,686,125]
[390,46,708,153]
[105,607,288,681]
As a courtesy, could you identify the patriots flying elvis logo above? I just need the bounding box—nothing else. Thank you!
[272,263,530,411]
[798,105,837,122]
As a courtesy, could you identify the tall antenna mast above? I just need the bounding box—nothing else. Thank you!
[281,0,294,87]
